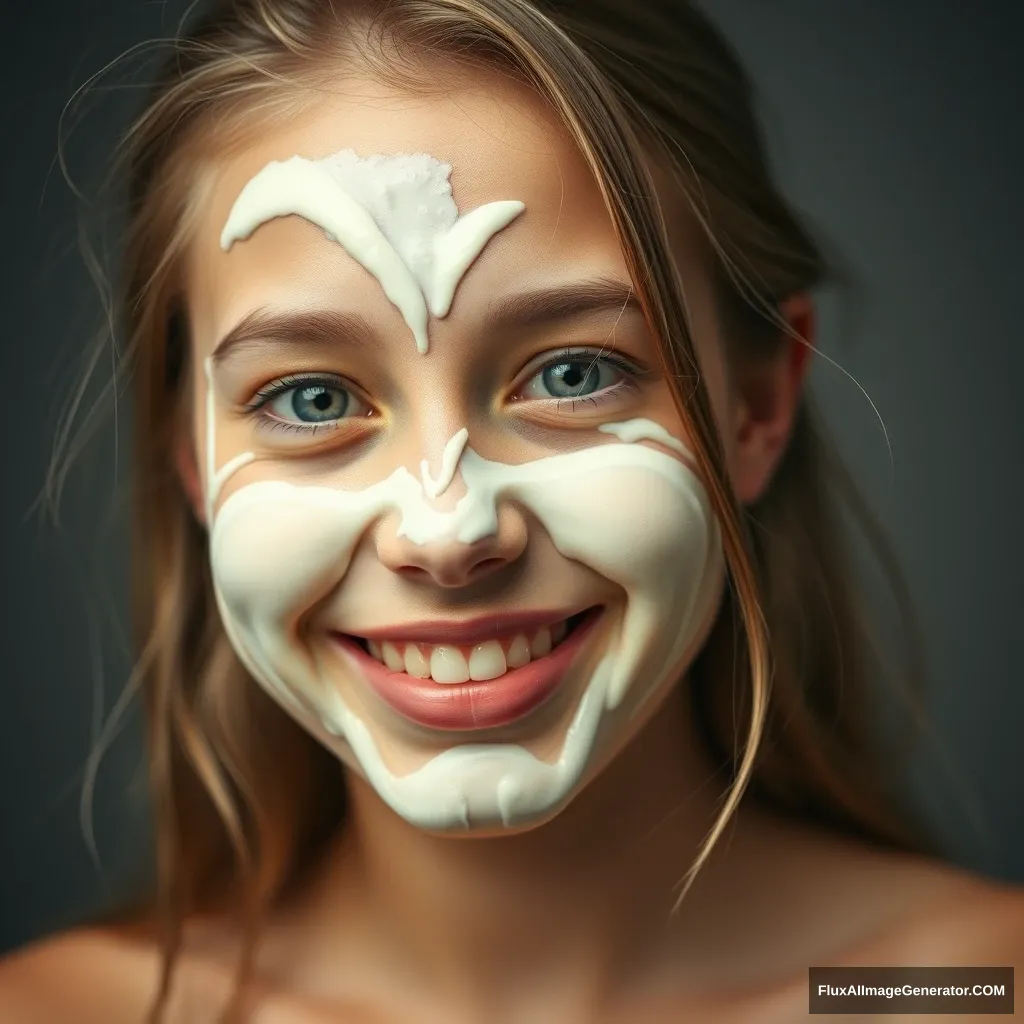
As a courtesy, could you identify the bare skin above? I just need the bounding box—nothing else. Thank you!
[2,772,1022,1022]
[3,70,1022,1023]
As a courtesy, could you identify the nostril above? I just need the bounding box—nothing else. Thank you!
[468,556,507,581]
[474,557,505,572]
[391,554,509,587]
[399,565,435,582]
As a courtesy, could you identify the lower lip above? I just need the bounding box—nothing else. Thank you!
[333,610,601,731]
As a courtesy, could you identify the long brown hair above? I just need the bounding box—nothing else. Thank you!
[58,0,930,1017]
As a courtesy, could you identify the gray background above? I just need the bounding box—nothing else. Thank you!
[1,1,1021,954]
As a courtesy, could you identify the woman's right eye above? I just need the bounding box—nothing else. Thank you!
[249,375,371,431]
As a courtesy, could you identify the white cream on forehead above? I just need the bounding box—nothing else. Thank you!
[219,148,525,353]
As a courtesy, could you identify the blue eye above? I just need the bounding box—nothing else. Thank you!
[520,350,640,404]
[250,374,369,430]
[538,358,611,398]
[269,383,350,423]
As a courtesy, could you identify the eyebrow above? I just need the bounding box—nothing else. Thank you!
[484,277,642,333]
[210,277,643,365]
[211,308,375,365]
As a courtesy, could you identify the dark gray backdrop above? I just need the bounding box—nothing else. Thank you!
[1,1,1021,954]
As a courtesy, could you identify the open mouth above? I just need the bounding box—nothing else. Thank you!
[347,609,592,686]
[333,608,602,731]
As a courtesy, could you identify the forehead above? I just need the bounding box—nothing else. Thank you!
[185,73,628,345]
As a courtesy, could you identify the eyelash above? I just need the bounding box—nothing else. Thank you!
[523,347,644,412]
[243,348,646,433]
[244,373,358,436]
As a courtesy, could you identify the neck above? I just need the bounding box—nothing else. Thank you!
[294,684,729,1012]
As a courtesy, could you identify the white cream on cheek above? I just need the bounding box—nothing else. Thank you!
[205,148,725,831]
[206,399,723,829]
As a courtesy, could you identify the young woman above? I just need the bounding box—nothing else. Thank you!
[3,0,1022,1020]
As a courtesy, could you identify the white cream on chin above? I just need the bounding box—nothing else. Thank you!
[206,147,725,831]
[220,149,525,353]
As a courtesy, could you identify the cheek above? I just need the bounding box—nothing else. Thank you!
[497,451,723,709]
[210,486,371,630]
[521,461,704,593]
[207,442,723,749]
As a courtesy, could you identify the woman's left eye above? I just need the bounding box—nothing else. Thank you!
[519,351,639,404]
[250,376,368,429]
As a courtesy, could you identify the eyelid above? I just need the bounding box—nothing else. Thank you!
[244,371,376,437]
[519,345,647,377]
[510,346,649,401]
[245,370,358,410]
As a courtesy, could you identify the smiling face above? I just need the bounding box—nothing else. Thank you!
[182,72,731,833]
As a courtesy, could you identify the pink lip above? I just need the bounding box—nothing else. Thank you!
[333,608,602,731]
[352,609,579,646]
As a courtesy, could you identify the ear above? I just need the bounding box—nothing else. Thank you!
[175,430,207,526]
[730,294,815,505]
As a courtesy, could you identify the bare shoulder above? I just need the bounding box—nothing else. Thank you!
[0,919,263,1024]
[0,925,164,1024]
[804,827,1024,965]
[870,869,1024,964]
[0,920,345,1024]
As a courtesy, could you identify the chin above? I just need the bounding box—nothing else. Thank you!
[334,681,667,839]
[308,609,618,832]
[421,802,571,840]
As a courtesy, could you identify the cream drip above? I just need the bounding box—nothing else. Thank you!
[219,150,525,353]
[204,357,254,524]
[599,418,690,455]
[420,427,469,499]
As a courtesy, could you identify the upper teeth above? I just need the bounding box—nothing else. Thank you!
[364,620,569,685]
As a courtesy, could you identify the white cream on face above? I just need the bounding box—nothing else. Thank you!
[206,148,724,831]
[206,376,722,828]
[220,149,525,353]
[420,427,469,500]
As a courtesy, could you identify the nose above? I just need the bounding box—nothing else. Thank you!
[375,503,529,588]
